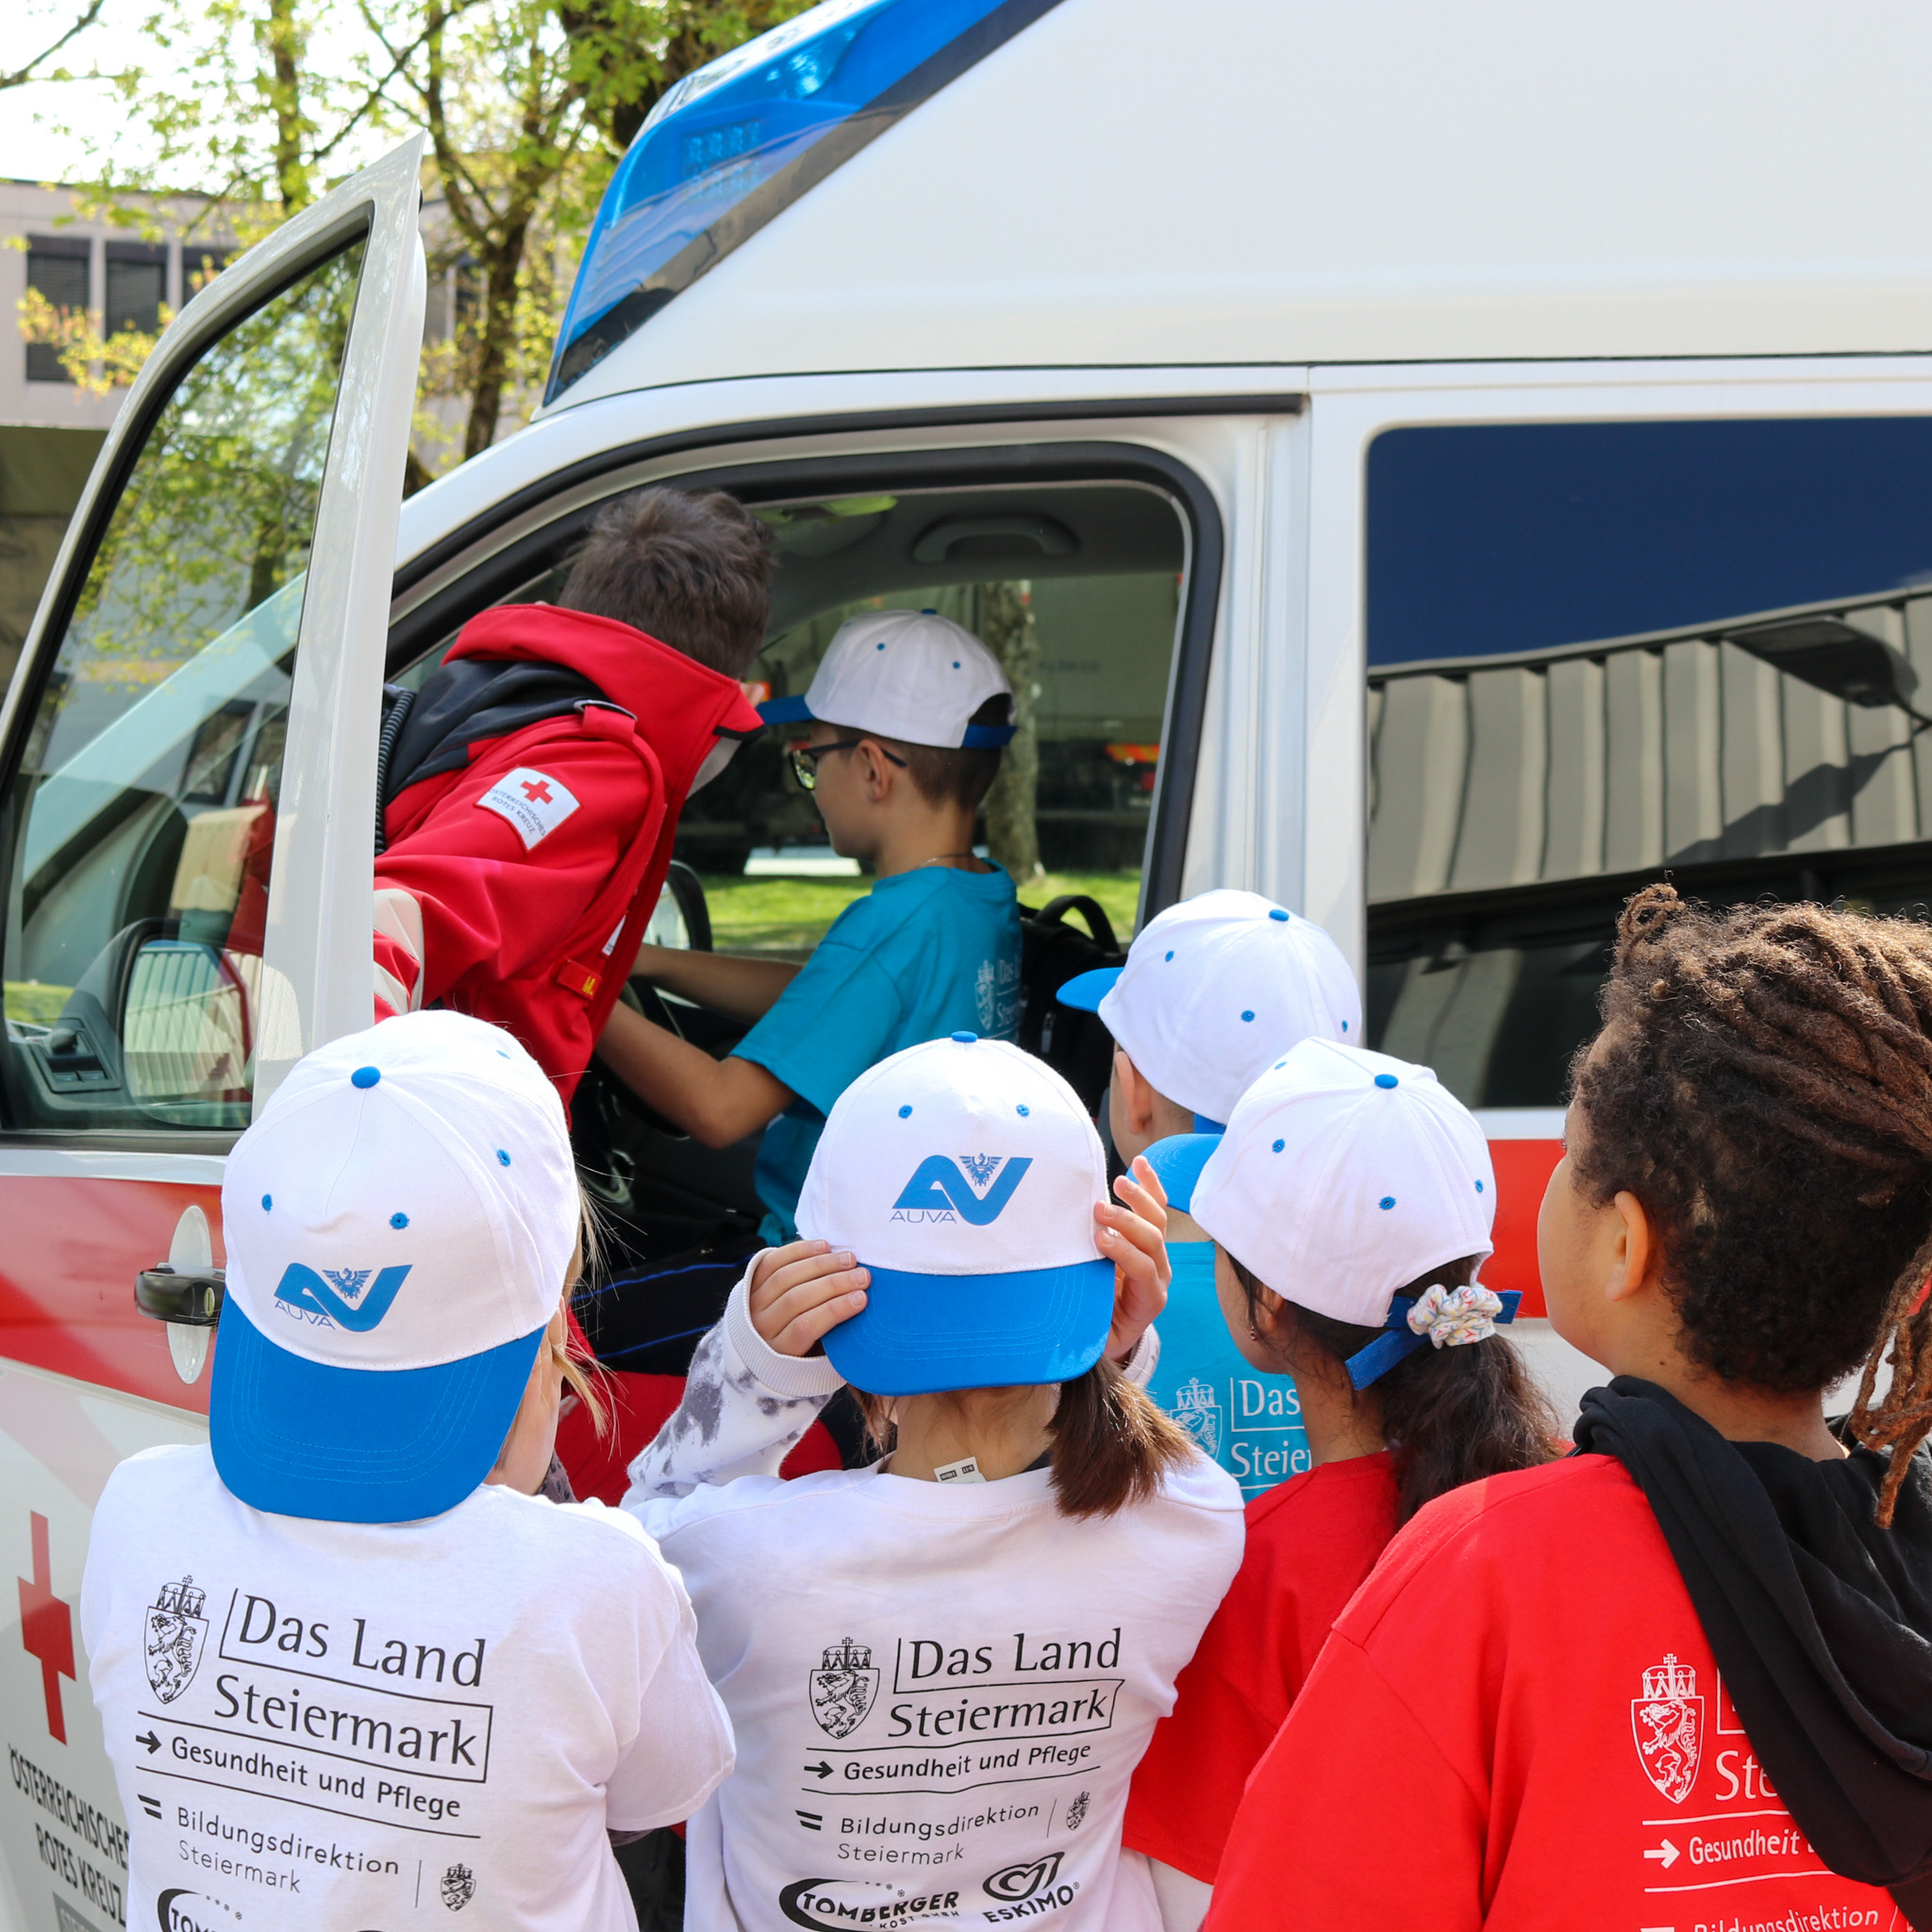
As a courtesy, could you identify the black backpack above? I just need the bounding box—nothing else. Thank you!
[1017,894,1124,1111]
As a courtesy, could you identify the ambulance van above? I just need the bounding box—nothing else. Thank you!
[8,0,1932,1920]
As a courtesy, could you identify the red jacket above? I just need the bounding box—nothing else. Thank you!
[371,605,763,1108]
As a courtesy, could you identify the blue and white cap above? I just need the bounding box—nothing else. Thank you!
[1190,1038,1496,1336]
[758,608,1016,750]
[797,1033,1112,1395]
[1058,889,1361,1128]
[212,1011,577,1524]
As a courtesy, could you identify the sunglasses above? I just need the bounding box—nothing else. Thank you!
[788,738,908,791]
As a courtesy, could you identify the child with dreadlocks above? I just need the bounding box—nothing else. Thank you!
[1206,885,1932,1932]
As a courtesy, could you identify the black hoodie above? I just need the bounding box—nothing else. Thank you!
[1574,1378,1932,1924]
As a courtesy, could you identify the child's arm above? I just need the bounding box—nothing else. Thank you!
[630,942,800,1024]
[623,1241,866,1531]
[596,1001,795,1146]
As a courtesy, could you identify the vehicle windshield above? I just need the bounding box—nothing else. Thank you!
[545,0,1058,399]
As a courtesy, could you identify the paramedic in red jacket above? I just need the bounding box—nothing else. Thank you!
[371,488,770,1108]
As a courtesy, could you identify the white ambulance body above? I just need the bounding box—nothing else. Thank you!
[6,1,1932,1922]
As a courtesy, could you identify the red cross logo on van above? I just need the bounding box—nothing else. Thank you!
[17,1513,74,1743]
[521,777,553,804]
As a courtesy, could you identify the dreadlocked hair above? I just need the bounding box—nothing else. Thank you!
[1226,1254,1559,1523]
[1572,882,1932,1526]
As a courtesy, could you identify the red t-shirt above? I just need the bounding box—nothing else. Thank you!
[1124,1450,1399,1883]
[1206,1454,1905,1931]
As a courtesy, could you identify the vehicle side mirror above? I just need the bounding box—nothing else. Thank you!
[118,937,254,1128]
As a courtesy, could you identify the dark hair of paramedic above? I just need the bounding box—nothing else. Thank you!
[1208,887,1932,1931]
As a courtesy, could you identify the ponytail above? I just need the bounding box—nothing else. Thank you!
[850,1360,1194,1519]
[1046,1359,1195,1518]
[1230,1254,1559,1523]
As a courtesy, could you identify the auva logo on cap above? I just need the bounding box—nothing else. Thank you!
[274,1263,411,1333]
[891,1155,1032,1226]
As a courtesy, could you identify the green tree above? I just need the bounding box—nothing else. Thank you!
[23,0,816,473]
[4,0,108,92]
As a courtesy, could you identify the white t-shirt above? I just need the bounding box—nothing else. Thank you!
[624,1276,1244,1932]
[80,1444,733,1931]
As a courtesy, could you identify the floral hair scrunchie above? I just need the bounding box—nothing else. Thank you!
[1407,1282,1504,1349]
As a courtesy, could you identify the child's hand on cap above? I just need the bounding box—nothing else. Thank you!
[749,1240,871,1358]
[1098,1156,1171,1364]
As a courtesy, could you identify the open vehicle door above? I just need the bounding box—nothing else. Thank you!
[0,137,424,1932]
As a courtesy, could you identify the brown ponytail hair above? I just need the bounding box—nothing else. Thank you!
[1228,1253,1559,1524]
[1572,883,1932,1525]
[851,1361,1194,1519]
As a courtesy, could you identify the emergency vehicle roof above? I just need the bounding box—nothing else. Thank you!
[542,0,1932,411]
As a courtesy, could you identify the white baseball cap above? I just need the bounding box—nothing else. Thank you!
[797,1032,1112,1395]
[1058,889,1362,1127]
[1190,1037,1497,1336]
[758,608,1016,750]
[212,1010,579,1524]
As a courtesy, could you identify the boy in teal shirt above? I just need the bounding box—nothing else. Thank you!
[598,609,1021,1241]
[1057,890,1360,1493]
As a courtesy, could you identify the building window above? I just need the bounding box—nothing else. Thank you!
[181,243,231,300]
[25,237,90,384]
[105,242,167,339]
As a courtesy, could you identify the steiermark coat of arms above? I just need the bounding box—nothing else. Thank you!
[1631,1654,1704,1804]
[143,1577,208,1705]
[1173,1378,1223,1460]
[808,1639,879,1740]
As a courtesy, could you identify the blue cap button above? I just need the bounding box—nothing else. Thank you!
[950,1030,976,1043]
[351,1065,380,1089]
[1374,1073,1399,1089]
[1269,908,1290,922]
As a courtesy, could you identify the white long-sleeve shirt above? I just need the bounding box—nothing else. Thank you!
[624,1272,1243,1932]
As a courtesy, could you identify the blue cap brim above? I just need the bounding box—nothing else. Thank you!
[824,1258,1115,1396]
[210,1298,543,1524]
[1056,967,1123,1012]
[1141,1133,1224,1215]
[757,694,814,725]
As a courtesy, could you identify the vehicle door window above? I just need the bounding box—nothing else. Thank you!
[682,483,1185,960]
[1365,417,1932,1105]
[2,242,367,1132]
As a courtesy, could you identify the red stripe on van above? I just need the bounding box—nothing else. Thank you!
[1483,1139,1563,1319]
[0,1176,216,1412]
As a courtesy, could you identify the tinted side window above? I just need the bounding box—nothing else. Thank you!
[1365,419,1932,1106]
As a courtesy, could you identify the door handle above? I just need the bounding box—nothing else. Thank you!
[135,1266,225,1325]
[140,1203,224,1385]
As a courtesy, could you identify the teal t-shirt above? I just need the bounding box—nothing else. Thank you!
[733,864,1023,1242]
[1145,1241,1311,1496]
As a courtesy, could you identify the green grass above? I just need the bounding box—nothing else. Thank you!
[698,869,1141,959]
[4,982,69,1025]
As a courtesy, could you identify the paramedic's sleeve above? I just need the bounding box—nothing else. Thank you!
[372,731,653,1017]
[620,1264,842,1538]
[1204,1632,1485,1932]
[730,924,907,1116]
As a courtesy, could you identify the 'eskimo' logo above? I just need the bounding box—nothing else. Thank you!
[143,1576,207,1704]
[984,1854,1064,1902]
[808,1638,879,1739]
[891,1157,1032,1225]
[1631,1654,1703,1804]
[273,1262,411,1332]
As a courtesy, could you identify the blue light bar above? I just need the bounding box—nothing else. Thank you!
[545,0,1063,403]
